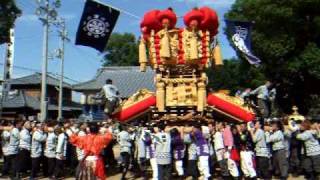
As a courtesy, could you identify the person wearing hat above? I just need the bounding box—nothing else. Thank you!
[30,123,47,180]
[296,120,320,180]
[265,120,289,179]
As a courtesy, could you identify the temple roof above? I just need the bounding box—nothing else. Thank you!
[2,90,81,111]
[73,66,155,98]
[8,73,72,89]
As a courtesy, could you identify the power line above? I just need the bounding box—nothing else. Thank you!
[0,62,80,83]
[65,41,103,68]
[83,0,140,19]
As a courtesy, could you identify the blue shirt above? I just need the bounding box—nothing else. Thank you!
[7,128,20,155]
[19,128,31,151]
[31,130,47,158]
[251,85,269,100]
[45,132,57,158]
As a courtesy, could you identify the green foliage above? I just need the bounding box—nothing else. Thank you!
[207,59,266,94]
[225,0,320,114]
[0,0,21,44]
[102,33,139,66]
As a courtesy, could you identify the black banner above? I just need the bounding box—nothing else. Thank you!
[75,0,120,52]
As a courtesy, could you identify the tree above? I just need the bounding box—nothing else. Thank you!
[225,0,320,114]
[102,33,139,66]
[207,58,266,94]
[0,0,21,44]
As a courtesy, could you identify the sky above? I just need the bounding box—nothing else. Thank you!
[0,0,236,84]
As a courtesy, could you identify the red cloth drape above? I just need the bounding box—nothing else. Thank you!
[207,93,255,122]
[112,95,156,122]
[70,133,112,180]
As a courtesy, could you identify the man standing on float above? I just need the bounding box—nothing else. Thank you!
[101,79,120,115]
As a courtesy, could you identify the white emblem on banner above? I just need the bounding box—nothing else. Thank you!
[232,33,250,55]
[231,25,261,65]
[83,14,110,38]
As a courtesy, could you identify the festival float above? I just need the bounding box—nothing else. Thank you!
[112,7,255,123]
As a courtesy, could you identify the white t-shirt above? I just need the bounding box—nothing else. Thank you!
[103,84,119,100]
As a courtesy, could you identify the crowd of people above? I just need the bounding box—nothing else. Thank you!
[0,116,320,180]
[0,80,319,180]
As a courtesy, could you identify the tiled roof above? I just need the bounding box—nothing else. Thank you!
[73,66,155,98]
[2,91,81,111]
[8,73,72,88]
[1,91,26,108]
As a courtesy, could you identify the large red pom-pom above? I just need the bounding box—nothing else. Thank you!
[157,8,177,29]
[140,9,162,34]
[183,8,204,28]
[199,7,219,36]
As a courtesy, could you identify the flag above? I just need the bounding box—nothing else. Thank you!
[225,20,261,66]
[75,0,120,52]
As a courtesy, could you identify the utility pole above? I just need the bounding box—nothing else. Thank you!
[40,1,49,122]
[57,19,69,121]
[36,0,60,122]
[0,28,15,119]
